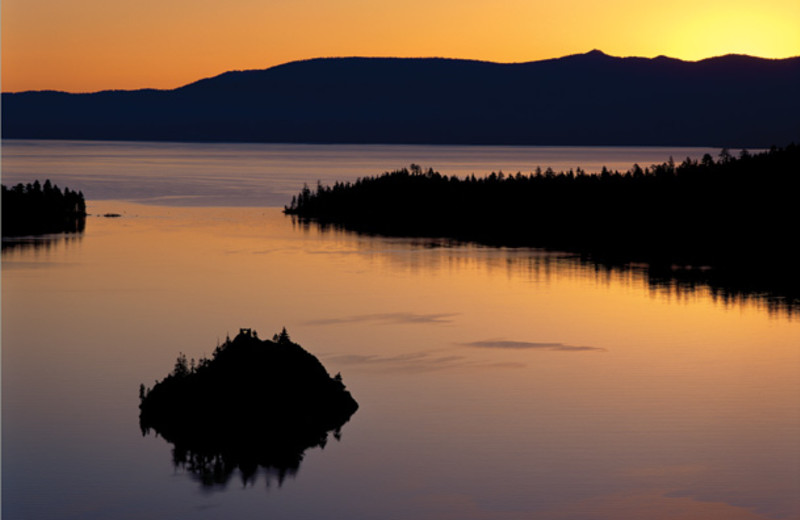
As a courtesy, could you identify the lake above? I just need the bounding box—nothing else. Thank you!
[2,140,798,520]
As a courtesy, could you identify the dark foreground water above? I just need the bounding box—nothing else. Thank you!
[2,140,798,520]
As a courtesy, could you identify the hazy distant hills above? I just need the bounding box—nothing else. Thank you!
[3,50,799,147]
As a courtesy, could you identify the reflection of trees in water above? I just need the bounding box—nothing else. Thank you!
[643,263,798,317]
[293,221,799,318]
[1,233,84,254]
[156,421,347,490]
[140,329,358,490]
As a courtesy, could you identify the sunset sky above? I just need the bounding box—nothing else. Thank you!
[2,0,799,93]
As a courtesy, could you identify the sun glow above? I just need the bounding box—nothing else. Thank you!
[668,7,800,60]
[1,0,798,92]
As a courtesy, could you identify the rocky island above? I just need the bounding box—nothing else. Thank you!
[139,328,358,487]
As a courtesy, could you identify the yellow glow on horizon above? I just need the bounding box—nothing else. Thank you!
[667,6,800,60]
[2,0,798,93]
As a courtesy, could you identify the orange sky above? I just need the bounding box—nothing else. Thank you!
[2,0,799,93]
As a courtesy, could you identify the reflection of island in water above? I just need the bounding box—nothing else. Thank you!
[139,329,359,489]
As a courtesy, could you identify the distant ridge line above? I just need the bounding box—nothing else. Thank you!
[3,50,799,147]
[7,50,796,95]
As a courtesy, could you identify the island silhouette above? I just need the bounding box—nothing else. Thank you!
[139,328,358,488]
[2,180,86,237]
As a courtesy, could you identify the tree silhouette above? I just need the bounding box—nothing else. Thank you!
[2,179,87,236]
[284,144,800,313]
[139,328,359,489]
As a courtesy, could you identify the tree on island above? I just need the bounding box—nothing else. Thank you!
[2,180,87,236]
[139,328,358,488]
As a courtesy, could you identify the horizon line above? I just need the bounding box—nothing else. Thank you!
[4,49,798,96]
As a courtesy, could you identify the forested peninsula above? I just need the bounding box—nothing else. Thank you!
[285,145,800,308]
[2,180,86,237]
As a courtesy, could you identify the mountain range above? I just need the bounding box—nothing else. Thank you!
[3,50,799,147]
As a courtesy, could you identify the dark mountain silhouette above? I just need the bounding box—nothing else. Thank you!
[3,51,798,147]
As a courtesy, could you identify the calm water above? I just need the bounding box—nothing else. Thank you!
[1,139,728,206]
[2,141,798,520]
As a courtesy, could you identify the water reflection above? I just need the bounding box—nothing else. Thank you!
[294,218,799,319]
[150,423,348,490]
[643,263,799,318]
[3,202,798,519]
[1,232,84,254]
